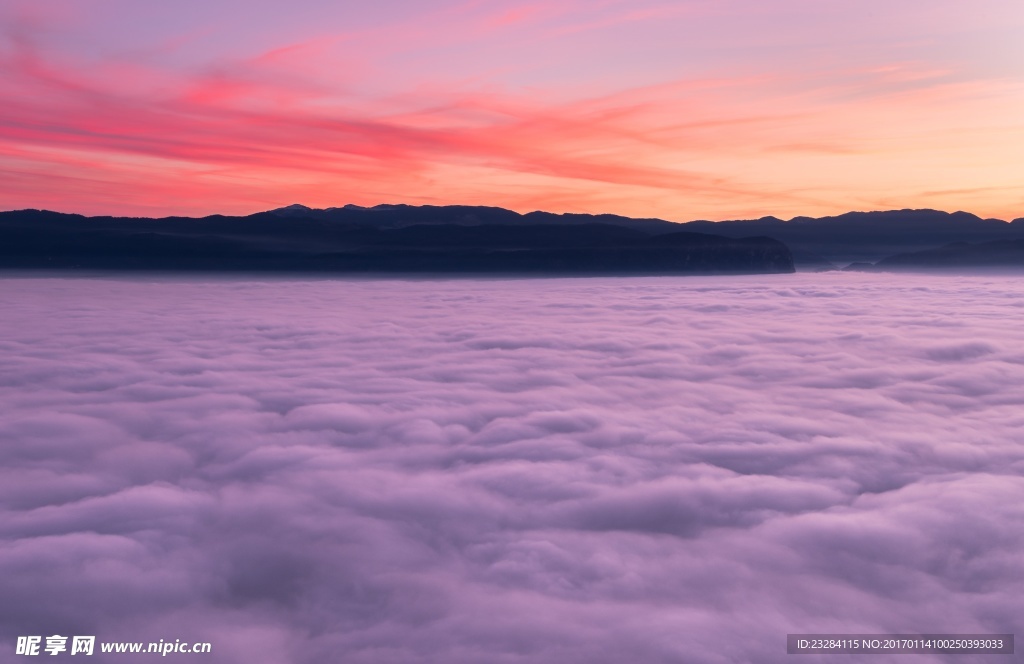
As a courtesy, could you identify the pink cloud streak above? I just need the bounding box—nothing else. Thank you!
[1,0,1023,219]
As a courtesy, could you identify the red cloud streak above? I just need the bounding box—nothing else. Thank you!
[2,3,1023,219]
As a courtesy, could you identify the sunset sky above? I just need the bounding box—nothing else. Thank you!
[2,0,1023,220]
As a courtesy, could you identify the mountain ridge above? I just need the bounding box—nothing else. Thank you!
[226,203,1024,265]
[0,208,794,275]
[5,204,1024,271]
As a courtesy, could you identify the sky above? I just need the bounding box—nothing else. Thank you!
[1,0,1024,220]
[2,274,1023,662]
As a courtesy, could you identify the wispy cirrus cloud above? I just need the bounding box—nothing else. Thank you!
[2,0,1024,218]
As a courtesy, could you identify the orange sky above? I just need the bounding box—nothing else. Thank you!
[1,0,1023,220]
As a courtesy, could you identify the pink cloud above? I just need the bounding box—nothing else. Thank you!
[1,274,1023,661]
[1,0,1023,219]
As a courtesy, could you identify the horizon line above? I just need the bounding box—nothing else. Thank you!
[4,204,1022,225]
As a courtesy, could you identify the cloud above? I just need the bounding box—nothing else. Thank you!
[4,2,1024,220]
[1,272,1022,662]
[0,30,784,211]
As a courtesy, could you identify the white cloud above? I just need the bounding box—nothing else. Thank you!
[0,273,1021,662]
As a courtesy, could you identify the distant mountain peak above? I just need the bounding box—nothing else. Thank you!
[270,203,316,217]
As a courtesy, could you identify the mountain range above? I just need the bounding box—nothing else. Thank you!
[268,205,1024,267]
[2,204,1024,274]
[0,207,792,275]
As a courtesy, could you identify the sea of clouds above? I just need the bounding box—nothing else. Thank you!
[1,273,1022,663]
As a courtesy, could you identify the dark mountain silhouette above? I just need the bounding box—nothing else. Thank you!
[5,203,1024,274]
[269,203,683,234]
[676,209,1024,266]
[859,239,1024,271]
[0,209,793,275]
[263,204,1024,267]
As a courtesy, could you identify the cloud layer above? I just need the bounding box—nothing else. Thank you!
[1,273,1023,663]
[2,1,1024,219]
